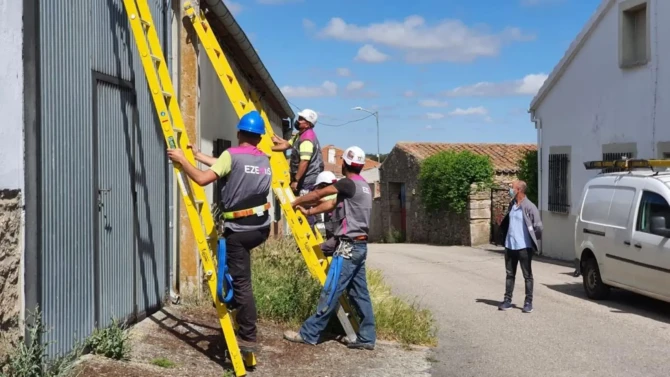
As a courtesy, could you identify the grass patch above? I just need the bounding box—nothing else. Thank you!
[251,237,438,346]
[150,357,176,368]
[0,309,83,377]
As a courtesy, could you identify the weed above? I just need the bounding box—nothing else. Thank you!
[150,357,176,368]
[85,318,131,361]
[367,269,438,347]
[0,309,83,377]
[382,227,405,243]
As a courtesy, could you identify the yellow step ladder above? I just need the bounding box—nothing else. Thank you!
[182,2,360,338]
[121,1,255,375]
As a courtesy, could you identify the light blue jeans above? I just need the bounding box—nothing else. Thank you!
[299,241,376,345]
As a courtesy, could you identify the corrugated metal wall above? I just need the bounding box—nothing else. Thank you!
[38,0,170,355]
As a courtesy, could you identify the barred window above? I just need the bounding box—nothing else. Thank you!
[548,153,570,214]
[602,152,635,173]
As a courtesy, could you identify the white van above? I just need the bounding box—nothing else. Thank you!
[574,168,670,303]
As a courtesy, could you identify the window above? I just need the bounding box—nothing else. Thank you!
[636,191,670,237]
[619,0,649,68]
[602,152,635,173]
[548,153,569,214]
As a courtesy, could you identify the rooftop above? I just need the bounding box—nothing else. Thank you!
[394,142,537,174]
[321,145,381,177]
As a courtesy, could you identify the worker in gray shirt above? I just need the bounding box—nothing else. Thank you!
[498,180,543,313]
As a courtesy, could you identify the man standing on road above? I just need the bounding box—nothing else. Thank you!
[283,146,376,350]
[166,110,271,352]
[498,180,543,314]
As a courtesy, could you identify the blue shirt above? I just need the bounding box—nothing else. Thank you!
[505,203,534,250]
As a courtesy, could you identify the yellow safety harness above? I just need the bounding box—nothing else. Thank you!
[222,202,271,220]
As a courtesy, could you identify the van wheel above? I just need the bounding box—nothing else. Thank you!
[582,257,610,300]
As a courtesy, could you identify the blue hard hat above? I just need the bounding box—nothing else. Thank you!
[237,110,265,135]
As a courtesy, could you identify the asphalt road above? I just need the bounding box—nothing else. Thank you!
[367,243,670,377]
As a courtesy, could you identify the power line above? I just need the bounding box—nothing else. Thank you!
[287,99,376,127]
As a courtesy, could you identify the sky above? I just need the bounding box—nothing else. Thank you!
[225,0,601,155]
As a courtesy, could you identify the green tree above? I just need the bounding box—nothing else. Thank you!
[418,151,494,214]
[517,150,538,204]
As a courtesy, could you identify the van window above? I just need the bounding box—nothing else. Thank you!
[608,186,636,227]
[581,186,615,224]
[636,191,670,236]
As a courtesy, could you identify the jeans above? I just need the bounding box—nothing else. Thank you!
[299,241,376,345]
[223,227,270,342]
[504,247,534,303]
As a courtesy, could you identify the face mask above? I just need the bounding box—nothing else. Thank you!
[293,119,301,130]
[509,188,516,198]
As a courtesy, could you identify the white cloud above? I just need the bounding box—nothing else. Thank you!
[419,99,449,108]
[302,18,316,30]
[404,90,416,97]
[449,106,489,116]
[354,44,389,63]
[281,81,337,98]
[346,81,365,91]
[425,112,445,120]
[224,0,242,15]
[318,16,534,63]
[443,73,548,97]
[336,67,351,77]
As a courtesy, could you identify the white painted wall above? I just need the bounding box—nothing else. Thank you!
[198,50,285,222]
[534,0,669,260]
[0,0,24,190]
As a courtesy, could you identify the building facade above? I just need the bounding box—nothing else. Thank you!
[529,0,669,261]
[379,142,536,245]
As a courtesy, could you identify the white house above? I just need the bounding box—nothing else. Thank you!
[529,0,670,261]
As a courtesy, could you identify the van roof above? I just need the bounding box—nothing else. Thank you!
[592,170,670,185]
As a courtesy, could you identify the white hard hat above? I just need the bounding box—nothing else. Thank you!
[342,146,366,167]
[297,109,318,125]
[316,171,338,185]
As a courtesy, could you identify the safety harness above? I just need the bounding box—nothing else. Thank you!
[216,202,271,305]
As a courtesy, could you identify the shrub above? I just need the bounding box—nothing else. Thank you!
[252,237,437,346]
[517,150,538,204]
[0,309,83,377]
[85,318,131,361]
[419,150,494,214]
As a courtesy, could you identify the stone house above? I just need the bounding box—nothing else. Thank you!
[379,142,537,245]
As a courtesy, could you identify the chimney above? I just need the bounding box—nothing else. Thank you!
[328,147,336,164]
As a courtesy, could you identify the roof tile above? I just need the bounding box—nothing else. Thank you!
[395,142,536,173]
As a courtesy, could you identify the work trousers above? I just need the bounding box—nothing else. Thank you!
[299,241,376,345]
[504,247,534,303]
[224,227,270,342]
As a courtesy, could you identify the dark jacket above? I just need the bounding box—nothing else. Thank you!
[499,197,543,252]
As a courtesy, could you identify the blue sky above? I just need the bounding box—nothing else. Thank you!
[226,0,600,155]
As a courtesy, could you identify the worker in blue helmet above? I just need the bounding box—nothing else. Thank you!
[167,110,271,353]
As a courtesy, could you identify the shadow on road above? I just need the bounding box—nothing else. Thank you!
[544,282,670,325]
[475,298,520,311]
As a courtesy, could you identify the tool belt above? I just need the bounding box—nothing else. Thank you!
[222,202,271,220]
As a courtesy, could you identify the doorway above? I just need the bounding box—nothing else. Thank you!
[388,182,406,241]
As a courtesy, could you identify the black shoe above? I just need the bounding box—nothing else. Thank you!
[237,337,259,353]
[522,301,533,313]
[498,300,512,311]
[347,342,375,350]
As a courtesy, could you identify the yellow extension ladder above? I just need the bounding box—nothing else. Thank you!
[121,1,255,375]
[182,2,360,337]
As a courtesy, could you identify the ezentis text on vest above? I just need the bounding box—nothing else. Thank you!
[244,165,271,175]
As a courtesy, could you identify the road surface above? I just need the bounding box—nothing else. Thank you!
[367,243,670,377]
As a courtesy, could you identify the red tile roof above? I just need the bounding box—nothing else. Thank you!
[321,145,380,177]
[395,142,537,173]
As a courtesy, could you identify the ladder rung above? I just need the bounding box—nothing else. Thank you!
[172,126,183,133]
[162,90,172,98]
[140,19,151,28]
[151,54,162,63]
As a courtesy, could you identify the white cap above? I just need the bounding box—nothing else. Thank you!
[297,109,318,125]
[342,146,366,167]
[316,171,338,185]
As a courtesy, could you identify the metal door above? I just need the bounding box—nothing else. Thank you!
[94,76,137,327]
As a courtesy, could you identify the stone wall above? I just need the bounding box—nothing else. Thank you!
[368,198,383,242]
[379,147,493,245]
[0,189,22,356]
[490,174,517,245]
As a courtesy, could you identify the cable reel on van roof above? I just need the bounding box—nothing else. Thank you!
[583,158,670,172]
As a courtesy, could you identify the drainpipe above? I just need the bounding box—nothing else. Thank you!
[168,0,181,305]
[530,110,542,252]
